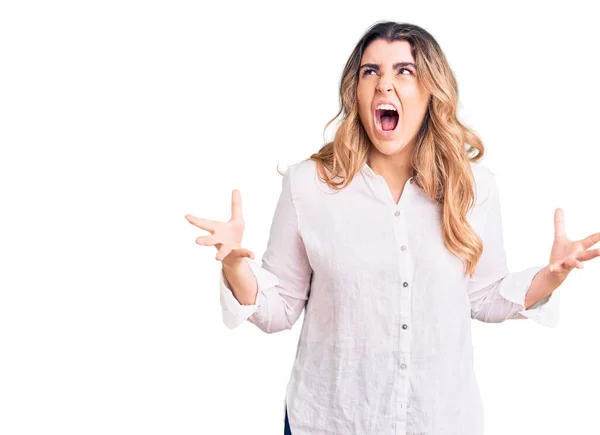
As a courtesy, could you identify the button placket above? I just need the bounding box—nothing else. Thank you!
[400,245,409,333]
[389,185,415,431]
[393,206,413,430]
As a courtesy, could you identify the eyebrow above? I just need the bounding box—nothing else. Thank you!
[359,61,417,71]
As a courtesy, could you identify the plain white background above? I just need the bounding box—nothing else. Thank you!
[1,1,598,434]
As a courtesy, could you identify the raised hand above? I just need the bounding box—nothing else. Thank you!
[547,208,600,285]
[185,189,255,263]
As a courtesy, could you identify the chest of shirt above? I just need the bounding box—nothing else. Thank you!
[295,175,485,287]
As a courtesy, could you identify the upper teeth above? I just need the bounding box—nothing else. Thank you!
[376,103,397,112]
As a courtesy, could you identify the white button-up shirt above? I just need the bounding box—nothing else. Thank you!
[219,159,559,435]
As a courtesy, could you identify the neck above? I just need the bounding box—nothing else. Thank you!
[367,145,414,186]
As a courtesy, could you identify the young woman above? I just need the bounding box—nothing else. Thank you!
[186,21,599,435]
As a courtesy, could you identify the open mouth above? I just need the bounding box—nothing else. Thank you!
[375,108,399,131]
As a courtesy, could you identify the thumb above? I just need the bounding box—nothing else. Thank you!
[228,247,255,261]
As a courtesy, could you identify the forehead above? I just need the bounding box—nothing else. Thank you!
[360,39,414,64]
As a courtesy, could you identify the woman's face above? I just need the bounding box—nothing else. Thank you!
[357,39,430,155]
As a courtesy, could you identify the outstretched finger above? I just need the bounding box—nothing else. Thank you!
[578,248,600,262]
[196,234,221,246]
[554,208,567,239]
[580,232,600,250]
[185,214,217,232]
[231,189,243,221]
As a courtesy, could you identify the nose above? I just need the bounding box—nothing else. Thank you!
[376,81,393,93]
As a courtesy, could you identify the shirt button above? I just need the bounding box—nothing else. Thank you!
[409,178,414,184]
[394,210,401,217]
[400,245,407,251]
[400,363,407,370]
[402,324,408,329]
[403,282,408,287]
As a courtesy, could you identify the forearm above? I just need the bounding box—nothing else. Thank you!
[524,266,561,309]
[222,259,259,306]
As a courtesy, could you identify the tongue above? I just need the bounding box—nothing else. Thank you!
[382,114,397,131]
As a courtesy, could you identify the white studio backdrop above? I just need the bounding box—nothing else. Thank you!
[1,1,598,434]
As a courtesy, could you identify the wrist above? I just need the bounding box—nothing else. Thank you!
[222,256,246,270]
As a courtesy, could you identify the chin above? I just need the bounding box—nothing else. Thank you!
[371,137,408,154]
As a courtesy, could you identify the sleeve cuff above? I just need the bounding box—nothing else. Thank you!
[219,258,280,329]
[498,265,560,328]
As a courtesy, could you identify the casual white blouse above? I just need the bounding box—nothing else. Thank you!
[219,158,559,435]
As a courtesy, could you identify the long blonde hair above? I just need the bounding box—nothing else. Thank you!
[286,21,487,279]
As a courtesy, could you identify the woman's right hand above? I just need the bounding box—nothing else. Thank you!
[185,189,255,265]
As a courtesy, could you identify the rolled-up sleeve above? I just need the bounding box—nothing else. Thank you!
[467,171,560,327]
[219,164,313,333]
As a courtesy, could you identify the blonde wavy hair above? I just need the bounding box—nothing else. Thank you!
[283,21,487,279]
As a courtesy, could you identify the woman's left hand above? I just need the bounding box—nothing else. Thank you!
[547,208,600,285]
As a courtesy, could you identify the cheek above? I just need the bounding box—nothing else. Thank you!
[356,85,366,109]
[400,84,421,100]
[400,88,429,119]
[356,89,372,121]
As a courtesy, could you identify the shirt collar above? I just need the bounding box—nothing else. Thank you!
[361,162,378,179]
